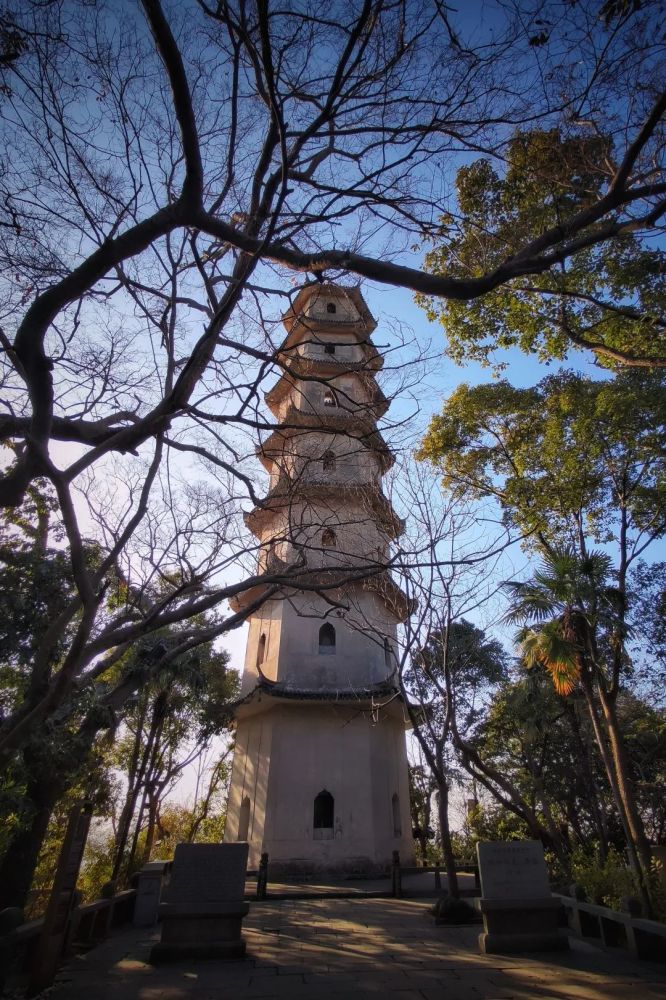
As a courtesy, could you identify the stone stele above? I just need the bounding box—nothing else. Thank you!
[476,840,569,954]
[150,843,249,962]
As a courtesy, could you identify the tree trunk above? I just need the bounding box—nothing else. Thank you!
[581,591,653,906]
[125,707,166,879]
[453,737,562,854]
[598,687,653,874]
[142,787,159,864]
[442,656,563,859]
[418,831,428,864]
[579,673,652,912]
[111,696,149,883]
[565,702,609,863]
[113,694,165,885]
[0,771,60,911]
[436,781,459,898]
[531,771,569,863]
[415,789,432,865]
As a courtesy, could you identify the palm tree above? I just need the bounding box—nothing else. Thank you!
[503,547,654,911]
[503,548,619,695]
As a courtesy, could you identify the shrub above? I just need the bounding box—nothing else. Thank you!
[570,847,643,912]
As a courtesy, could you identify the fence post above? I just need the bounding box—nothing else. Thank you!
[391,851,402,899]
[257,853,269,900]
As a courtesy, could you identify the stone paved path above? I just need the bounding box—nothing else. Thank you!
[50,897,666,1000]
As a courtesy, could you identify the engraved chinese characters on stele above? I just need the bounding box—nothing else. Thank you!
[476,841,551,900]
[167,843,248,907]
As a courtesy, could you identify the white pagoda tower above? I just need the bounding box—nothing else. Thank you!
[224,283,414,874]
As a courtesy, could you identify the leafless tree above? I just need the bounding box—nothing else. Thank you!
[392,464,576,892]
[0,0,663,767]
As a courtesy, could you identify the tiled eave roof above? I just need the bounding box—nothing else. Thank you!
[236,680,400,706]
[265,370,388,418]
[281,284,377,341]
[257,419,395,473]
[228,565,414,621]
[243,482,405,538]
[276,351,383,373]
[230,673,411,726]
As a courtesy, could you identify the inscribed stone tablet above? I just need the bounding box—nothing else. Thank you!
[168,843,248,906]
[477,840,550,900]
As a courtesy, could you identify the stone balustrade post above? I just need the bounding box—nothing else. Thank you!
[257,852,269,900]
[392,851,402,898]
[133,861,169,927]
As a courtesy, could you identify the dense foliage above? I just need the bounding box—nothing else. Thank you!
[419,130,666,369]
[0,487,238,912]
[416,370,666,912]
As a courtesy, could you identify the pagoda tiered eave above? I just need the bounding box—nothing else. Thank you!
[231,678,410,725]
[243,481,405,538]
[281,283,378,340]
[228,565,414,621]
[256,419,395,474]
[265,368,388,420]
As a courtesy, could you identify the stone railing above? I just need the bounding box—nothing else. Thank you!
[1,885,138,992]
[390,851,480,898]
[0,863,175,993]
[0,852,276,993]
[558,888,666,962]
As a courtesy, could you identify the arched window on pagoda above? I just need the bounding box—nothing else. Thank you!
[318,622,336,654]
[326,302,337,314]
[313,789,334,839]
[322,450,336,471]
[323,389,338,407]
[322,527,337,548]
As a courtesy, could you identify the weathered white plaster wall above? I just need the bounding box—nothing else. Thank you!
[225,703,414,873]
[258,499,390,569]
[239,590,397,697]
[271,430,382,488]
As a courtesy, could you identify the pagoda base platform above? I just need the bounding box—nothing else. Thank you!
[225,698,415,873]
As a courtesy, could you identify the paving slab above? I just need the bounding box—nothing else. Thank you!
[35,896,666,1000]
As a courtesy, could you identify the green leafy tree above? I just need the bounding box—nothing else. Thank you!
[616,692,666,845]
[419,129,666,370]
[477,669,616,862]
[419,370,666,907]
[465,800,531,846]
[0,483,238,909]
[109,642,238,885]
[504,547,654,907]
[409,762,437,864]
[38,754,232,907]
[629,560,666,703]
[24,765,117,917]
[418,370,666,554]
[0,483,111,910]
[0,481,78,718]
[403,618,509,895]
